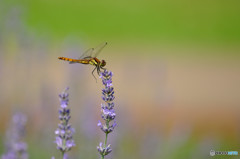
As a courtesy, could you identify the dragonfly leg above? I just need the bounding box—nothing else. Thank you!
[97,65,101,76]
[100,67,106,74]
[92,66,97,82]
[98,65,106,76]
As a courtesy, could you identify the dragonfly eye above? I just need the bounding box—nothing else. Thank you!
[101,60,106,67]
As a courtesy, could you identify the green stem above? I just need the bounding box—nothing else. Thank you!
[104,120,109,147]
[102,120,110,159]
[105,133,108,146]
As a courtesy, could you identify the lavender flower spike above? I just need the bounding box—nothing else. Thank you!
[97,70,116,159]
[1,112,28,159]
[54,87,75,158]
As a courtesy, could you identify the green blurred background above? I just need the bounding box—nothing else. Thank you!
[0,0,240,159]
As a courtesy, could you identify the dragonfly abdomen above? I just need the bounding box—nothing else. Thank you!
[58,57,90,64]
[58,57,76,62]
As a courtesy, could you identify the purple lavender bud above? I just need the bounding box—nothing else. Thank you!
[101,96,115,102]
[108,103,115,109]
[65,140,75,149]
[98,120,102,125]
[97,142,112,156]
[101,103,115,110]
[102,87,114,95]
[55,136,63,149]
[105,144,113,155]
[54,88,75,157]
[98,120,117,134]
[97,142,104,153]
[101,108,116,120]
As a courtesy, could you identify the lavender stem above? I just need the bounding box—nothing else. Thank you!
[97,70,116,159]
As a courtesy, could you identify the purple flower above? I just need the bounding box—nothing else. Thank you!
[1,113,28,159]
[97,142,112,156]
[98,120,117,134]
[101,108,116,120]
[59,88,69,109]
[54,88,75,158]
[97,70,116,158]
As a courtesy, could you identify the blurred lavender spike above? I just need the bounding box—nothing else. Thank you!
[97,70,116,159]
[54,88,75,158]
[1,112,28,159]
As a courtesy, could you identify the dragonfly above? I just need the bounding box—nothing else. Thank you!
[58,42,107,81]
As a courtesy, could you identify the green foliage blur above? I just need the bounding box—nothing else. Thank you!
[2,0,240,45]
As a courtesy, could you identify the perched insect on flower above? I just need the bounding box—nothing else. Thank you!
[58,42,107,80]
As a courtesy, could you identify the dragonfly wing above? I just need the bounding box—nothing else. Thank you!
[90,42,107,58]
[79,48,94,59]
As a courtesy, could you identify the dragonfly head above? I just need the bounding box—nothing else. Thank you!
[100,60,106,67]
